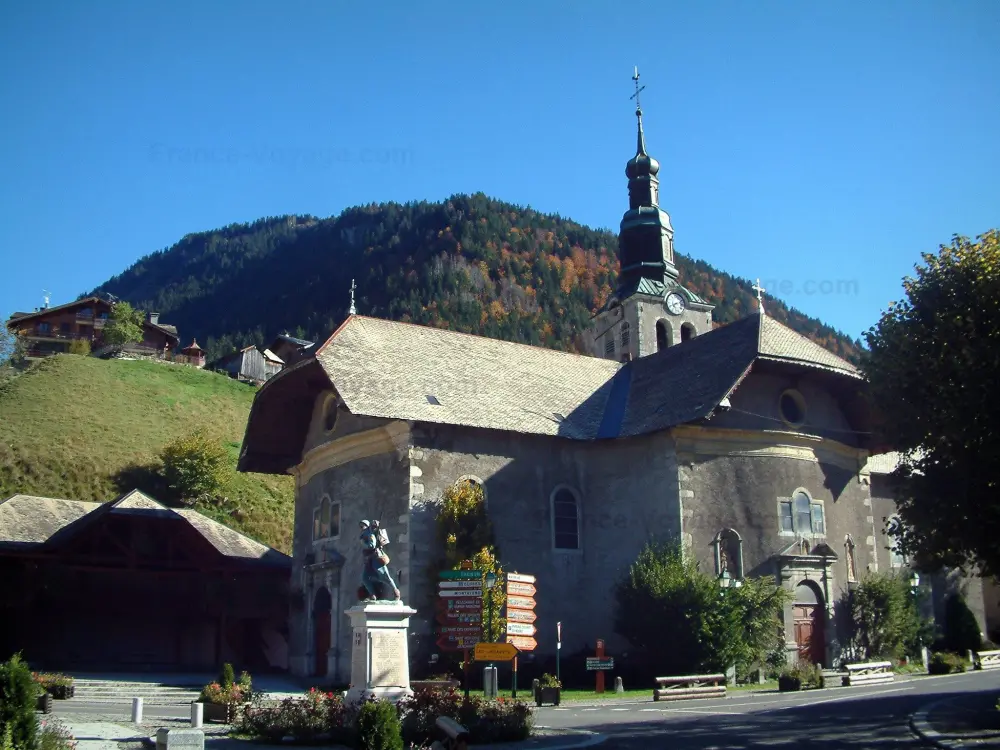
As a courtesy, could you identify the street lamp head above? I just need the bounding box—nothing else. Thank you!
[719,569,731,588]
[485,571,497,589]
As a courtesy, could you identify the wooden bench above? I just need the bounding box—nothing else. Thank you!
[653,674,727,702]
[841,661,894,686]
[974,649,1000,671]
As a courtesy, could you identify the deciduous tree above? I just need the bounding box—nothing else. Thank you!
[103,301,144,350]
[159,430,233,501]
[862,230,1000,576]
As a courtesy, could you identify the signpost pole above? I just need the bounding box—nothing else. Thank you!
[512,656,518,698]
[595,639,605,694]
[463,649,470,699]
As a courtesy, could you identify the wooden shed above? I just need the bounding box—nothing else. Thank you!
[213,345,283,384]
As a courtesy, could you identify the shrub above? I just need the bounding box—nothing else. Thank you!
[67,339,91,356]
[844,571,930,662]
[236,689,350,744]
[0,653,41,750]
[927,651,968,675]
[778,662,823,691]
[355,698,402,750]
[398,687,463,743]
[38,719,76,750]
[943,594,982,654]
[615,542,788,676]
[537,673,561,689]
[159,430,233,501]
[200,670,251,705]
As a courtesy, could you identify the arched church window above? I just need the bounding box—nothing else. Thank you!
[681,323,696,342]
[779,389,807,427]
[781,490,825,536]
[715,529,744,579]
[845,535,858,583]
[656,320,670,351]
[621,321,631,349]
[551,486,581,551]
[313,494,341,541]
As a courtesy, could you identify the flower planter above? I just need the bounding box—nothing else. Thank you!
[200,702,236,724]
[47,684,74,700]
[534,686,561,707]
[36,693,53,714]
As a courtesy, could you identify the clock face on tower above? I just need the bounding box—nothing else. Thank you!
[665,292,685,315]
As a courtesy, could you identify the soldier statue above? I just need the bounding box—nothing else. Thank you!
[358,519,401,602]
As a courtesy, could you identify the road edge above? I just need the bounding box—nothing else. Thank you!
[910,698,958,750]
[531,727,607,750]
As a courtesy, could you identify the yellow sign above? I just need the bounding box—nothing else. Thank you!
[474,642,519,661]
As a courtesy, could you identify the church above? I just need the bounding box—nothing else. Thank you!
[237,85,990,680]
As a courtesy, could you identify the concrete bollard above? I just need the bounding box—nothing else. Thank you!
[132,697,144,724]
[614,676,624,694]
[190,701,203,728]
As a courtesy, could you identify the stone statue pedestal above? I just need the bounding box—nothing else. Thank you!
[344,602,417,704]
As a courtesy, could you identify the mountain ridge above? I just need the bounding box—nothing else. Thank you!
[87,192,863,363]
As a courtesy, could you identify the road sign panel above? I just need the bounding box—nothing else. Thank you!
[506,635,537,651]
[438,589,484,598]
[436,599,481,611]
[438,580,482,589]
[439,570,482,580]
[506,609,537,623]
[474,643,519,661]
[438,625,481,635]
[437,635,478,651]
[586,657,615,671]
[435,611,482,625]
[507,582,537,597]
[506,622,536,636]
[506,573,536,584]
[507,595,536,610]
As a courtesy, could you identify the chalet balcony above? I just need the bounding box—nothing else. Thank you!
[76,312,95,323]
[29,329,94,341]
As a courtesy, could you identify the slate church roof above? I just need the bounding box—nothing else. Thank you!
[0,489,290,567]
[238,312,866,474]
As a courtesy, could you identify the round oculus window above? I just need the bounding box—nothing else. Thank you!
[779,389,806,426]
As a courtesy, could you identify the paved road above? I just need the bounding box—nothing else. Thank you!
[534,671,1000,748]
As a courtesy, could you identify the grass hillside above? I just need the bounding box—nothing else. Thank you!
[0,354,293,552]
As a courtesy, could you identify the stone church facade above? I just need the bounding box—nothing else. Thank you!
[238,97,989,680]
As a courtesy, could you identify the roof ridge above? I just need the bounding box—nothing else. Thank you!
[331,315,624,366]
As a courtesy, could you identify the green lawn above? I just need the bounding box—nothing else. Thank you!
[0,354,294,551]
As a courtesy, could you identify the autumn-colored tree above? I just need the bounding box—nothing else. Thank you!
[863,230,1000,576]
[435,479,506,643]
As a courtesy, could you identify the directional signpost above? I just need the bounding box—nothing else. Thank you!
[504,573,537,698]
[474,642,519,662]
[589,639,612,694]
[438,569,483,698]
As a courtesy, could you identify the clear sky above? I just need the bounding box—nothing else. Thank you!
[1,1,997,341]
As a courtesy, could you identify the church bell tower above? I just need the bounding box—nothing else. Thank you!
[588,68,714,362]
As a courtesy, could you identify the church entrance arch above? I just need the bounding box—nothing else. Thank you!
[312,587,332,677]
[792,581,825,666]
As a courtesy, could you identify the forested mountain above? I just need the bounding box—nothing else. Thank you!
[89,193,861,363]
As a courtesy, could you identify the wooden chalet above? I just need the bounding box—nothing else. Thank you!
[267,334,315,366]
[5,296,180,361]
[0,490,291,672]
[212,345,283,384]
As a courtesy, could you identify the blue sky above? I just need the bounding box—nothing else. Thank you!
[1,1,997,341]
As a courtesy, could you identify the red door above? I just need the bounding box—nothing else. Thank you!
[793,604,825,666]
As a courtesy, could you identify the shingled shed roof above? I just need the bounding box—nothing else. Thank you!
[239,313,868,473]
[0,490,290,566]
[315,316,622,439]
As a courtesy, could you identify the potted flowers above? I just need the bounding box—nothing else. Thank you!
[533,674,561,706]
[199,664,252,723]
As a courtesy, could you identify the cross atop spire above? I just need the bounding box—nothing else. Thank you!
[751,278,766,315]
[630,66,645,112]
[349,278,357,315]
